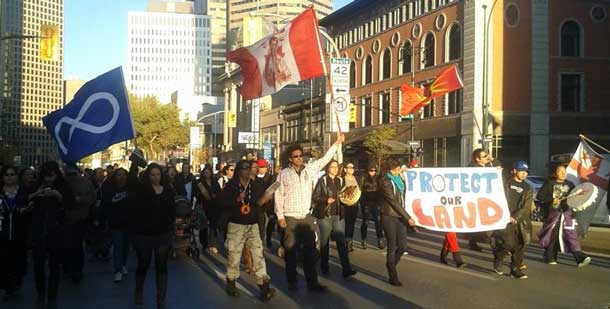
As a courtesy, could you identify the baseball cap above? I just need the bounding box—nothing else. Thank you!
[256,159,269,167]
[513,160,529,171]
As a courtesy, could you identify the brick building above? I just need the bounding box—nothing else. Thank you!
[321,0,610,175]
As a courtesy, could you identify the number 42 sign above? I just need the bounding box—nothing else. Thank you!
[329,58,351,132]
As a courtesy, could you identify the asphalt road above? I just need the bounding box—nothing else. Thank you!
[5,221,610,309]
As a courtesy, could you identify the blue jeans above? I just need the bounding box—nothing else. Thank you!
[317,216,352,275]
[112,230,130,273]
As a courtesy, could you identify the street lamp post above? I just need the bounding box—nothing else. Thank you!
[482,0,500,152]
[197,110,225,161]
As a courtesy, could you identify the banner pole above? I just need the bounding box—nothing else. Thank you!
[579,134,610,155]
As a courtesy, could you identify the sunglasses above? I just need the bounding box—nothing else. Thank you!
[291,154,303,159]
[369,170,377,172]
[346,166,355,169]
[4,173,16,176]
[228,168,235,171]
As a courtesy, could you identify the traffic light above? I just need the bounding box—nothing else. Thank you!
[349,103,356,123]
[40,24,59,61]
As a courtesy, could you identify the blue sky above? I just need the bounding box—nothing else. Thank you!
[64,0,353,81]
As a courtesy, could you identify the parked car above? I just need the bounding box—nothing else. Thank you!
[524,175,546,221]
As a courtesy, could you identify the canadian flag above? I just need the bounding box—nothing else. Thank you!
[227,7,327,100]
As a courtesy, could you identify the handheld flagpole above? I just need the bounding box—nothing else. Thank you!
[579,134,610,155]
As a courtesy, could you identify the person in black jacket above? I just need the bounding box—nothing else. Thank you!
[536,165,590,267]
[193,164,221,254]
[255,159,276,249]
[0,166,31,300]
[101,168,132,283]
[312,160,357,278]
[491,161,532,279]
[127,161,176,309]
[221,160,275,301]
[381,159,415,286]
[359,165,384,249]
[30,161,75,307]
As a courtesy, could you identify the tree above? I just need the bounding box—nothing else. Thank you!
[129,94,190,161]
[363,126,397,169]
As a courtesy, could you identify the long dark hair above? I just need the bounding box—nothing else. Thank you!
[323,160,339,176]
[199,164,213,182]
[37,161,65,187]
[0,165,17,188]
[141,163,167,193]
[110,167,129,189]
[226,160,250,188]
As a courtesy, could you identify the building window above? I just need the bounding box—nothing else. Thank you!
[591,6,608,22]
[446,89,462,115]
[381,92,391,124]
[363,97,372,126]
[350,60,356,88]
[363,55,373,85]
[400,41,413,75]
[380,48,391,80]
[423,100,435,118]
[560,73,583,112]
[422,32,435,69]
[505,3,520,28]
[560,21,582,57]
[446,23,461,61]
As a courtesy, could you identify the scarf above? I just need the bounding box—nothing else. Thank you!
[386,173,404,193]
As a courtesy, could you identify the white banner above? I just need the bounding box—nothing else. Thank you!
[403,167,510,232]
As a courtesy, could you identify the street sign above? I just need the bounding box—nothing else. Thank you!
[328,57,352,133]
[189,126,201,148]
[408,141,420,147]
[238,132,259,144]
[330,58,350,95]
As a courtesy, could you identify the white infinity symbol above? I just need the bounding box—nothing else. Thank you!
[54,92,120,155]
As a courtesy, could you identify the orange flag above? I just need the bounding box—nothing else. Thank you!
[400,65,464,116]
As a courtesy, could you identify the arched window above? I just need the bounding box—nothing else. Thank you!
[447,24,461,61]
[363,55,373,85]
[561,21,581,57]
[400,41,413,75]
[422,32,435,69]
[350,60,356,88]
[380,48,391,80]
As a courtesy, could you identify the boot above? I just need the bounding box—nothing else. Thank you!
[258,280,276,302]
[135,277,144,306]
[378,238,386,250]
[226,279,239,297]
[440,247,449,264]
[452,252,466,268]
[361,240,367,250]
[387,266,402,286]
[347,240,354,252]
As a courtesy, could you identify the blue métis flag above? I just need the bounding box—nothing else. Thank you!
[43,67,135,163]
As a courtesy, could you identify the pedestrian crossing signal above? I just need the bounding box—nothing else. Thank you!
[349,103,356,123]
[40,24,59,61]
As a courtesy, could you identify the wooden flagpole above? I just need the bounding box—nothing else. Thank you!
[579,134,610,154]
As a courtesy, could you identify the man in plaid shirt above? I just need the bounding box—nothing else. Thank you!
[274,134,344,292]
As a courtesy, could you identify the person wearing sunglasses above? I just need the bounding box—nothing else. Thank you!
[220,160,276,301]
[465,148,494,252]
[360,165,384,249]
[0,166,31,301]
[274,133,345,292]
[342,162,360,252]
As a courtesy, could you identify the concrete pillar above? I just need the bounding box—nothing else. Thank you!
[529,0,550,175]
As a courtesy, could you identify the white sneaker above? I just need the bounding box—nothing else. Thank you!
[121,266,128,275]
[113,272,123,283]
[578,256,591,268]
